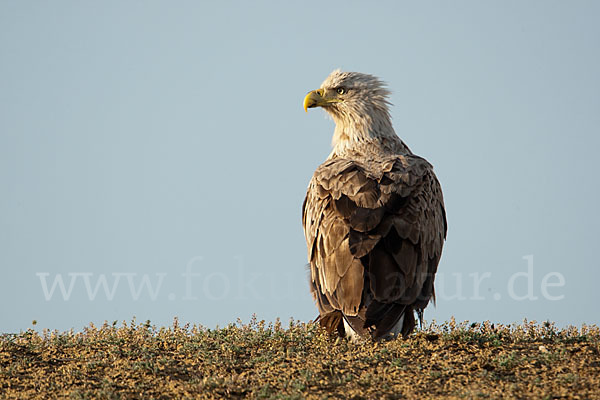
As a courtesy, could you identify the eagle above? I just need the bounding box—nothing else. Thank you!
[302,70,447,341]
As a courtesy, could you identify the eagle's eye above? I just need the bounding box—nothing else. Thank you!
[336,87,346,95]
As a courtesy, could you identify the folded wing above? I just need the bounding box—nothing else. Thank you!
[302,155,446,338]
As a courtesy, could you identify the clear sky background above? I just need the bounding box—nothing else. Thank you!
[1,1,599,333]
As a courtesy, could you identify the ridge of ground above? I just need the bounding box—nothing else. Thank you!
[1,318,599,399]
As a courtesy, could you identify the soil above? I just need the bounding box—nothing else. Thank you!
[1,318,598,399]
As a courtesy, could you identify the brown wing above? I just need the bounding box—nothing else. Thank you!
[302,155,446,338]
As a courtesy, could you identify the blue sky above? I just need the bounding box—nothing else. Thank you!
[1,1,599,332]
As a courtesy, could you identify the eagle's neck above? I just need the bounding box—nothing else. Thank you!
[328,107,410,158]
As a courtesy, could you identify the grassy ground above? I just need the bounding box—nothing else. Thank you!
[1,317,599,399]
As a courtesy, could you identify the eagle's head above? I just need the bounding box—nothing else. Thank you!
[304,70,397,151]
[304,69,391,117]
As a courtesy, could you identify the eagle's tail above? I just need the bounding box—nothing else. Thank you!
[364,302,416,340]
[318,303,416,341]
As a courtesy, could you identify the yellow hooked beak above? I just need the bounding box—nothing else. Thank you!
[303,88,341,112]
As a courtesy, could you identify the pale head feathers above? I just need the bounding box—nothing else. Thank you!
[318,69,404,156]
[320,69,392,114]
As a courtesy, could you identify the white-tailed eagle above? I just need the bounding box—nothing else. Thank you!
[302,70,447,340]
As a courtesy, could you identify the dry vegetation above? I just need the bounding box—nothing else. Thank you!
[1,317,599,399]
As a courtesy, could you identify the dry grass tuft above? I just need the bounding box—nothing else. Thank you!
[1,317,599,399]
